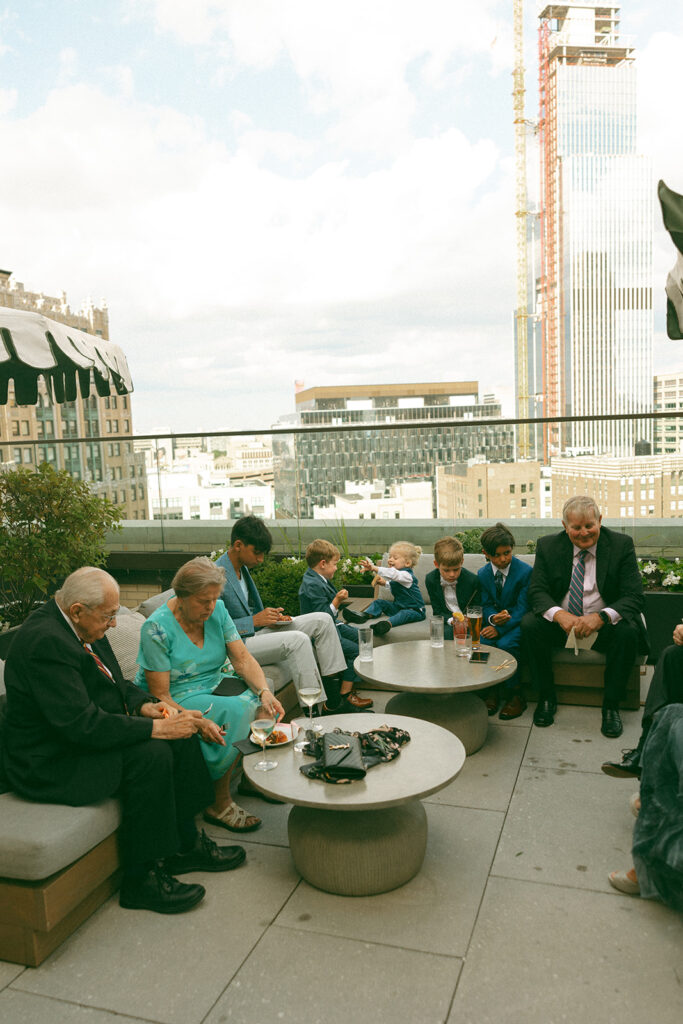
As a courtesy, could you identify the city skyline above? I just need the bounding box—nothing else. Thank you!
[1,1,682,435]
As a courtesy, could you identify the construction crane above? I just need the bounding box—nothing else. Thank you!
[513,0,530,459]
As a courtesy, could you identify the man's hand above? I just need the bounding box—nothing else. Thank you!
[151,709,203,739]
[333,589,349,607]
[139,701,177,719]
[197,718,226,745]
[572,613,603,638]
[673,623,683,646]
[553,609,580,635]
[481,625,499,640]
[253,607,290,627]
[491,610,511,626]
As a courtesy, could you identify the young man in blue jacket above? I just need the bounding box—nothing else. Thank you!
[478,522,532,720]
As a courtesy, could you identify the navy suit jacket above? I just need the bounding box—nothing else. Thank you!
[216,552,264,638]
[478,556,532,638]
[425,566,480,621]
[299,568,338,619]
[3,599,153,803]
[528,525,648,653]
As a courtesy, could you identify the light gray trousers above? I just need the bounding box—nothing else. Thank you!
[245,612,346,704]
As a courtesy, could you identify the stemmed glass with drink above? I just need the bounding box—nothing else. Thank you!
[293,682,323,752]
[250,715,278,771]
[467,605,483,651]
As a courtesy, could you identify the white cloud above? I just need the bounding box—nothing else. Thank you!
[0,88,17,114]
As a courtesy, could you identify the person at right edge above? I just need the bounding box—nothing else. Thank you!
[521,496,648,738]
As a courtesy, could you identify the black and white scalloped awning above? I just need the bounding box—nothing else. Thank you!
[658,179,683,341]
[0,307,133,405]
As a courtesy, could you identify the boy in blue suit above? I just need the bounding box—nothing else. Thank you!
[477,523,532,720]
[424,536,480,640]
[298,539,373,711]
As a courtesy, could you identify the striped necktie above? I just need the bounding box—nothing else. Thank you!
[83,642,114,681]
[568,551,586,616]
[494,570,504,604]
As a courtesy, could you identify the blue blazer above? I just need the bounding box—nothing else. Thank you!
[215,552,264,638]
[299,568,338,619]
[477,556,532,638]
[425,567,479,620]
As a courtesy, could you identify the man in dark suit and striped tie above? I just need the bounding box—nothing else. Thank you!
[521,496,648,737]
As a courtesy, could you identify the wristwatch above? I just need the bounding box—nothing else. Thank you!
[598,610,611,626]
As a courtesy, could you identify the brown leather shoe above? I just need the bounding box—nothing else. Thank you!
[345,690,374,709]
[499,693,527,720]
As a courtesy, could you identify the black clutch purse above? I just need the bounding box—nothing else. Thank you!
[322,732,366,781]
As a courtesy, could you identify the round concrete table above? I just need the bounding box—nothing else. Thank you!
[354,640,517,754]
[243,713,465,897]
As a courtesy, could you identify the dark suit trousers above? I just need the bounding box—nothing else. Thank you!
[643,644,683,728]
[521,613,639,707]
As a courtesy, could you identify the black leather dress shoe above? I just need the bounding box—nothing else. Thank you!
[601,747,642,779]
[371,620,391,636]
[119,865,205,914]
[601,708,623,739]
[533,698,557,728]
[342,608,370,624]
[165,829,246,875]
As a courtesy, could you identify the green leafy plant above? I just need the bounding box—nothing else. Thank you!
[0,463,123,626]
[334,555,381,587]
[638,557,683,592]
[454,528,484,553]
[250,556,307,616]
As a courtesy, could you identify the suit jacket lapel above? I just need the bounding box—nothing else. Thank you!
[225,559,253,616]
[595,530,610,596]
[242,567,264,615]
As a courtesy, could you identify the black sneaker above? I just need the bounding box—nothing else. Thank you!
[165,829,246,874]
[342,608,370,624]
[371,620,391,637]
[119,864,205,914]
[601,747,641,778]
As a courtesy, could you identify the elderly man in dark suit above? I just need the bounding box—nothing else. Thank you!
[521,496,647,738]
[3,567,245,914]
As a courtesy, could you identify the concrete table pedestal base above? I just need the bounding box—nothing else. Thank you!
[385,692,488,754]
[287,800,427,896]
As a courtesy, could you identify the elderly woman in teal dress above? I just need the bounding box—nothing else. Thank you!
[136,556,284,833]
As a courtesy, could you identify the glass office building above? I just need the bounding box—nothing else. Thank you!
[533,3,653,458]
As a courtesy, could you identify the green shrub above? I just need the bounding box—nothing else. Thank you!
[251,557,307,616]
[0,463,123,626]
[638,557,683,592]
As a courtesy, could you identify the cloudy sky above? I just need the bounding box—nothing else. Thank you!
[2,0,683,435]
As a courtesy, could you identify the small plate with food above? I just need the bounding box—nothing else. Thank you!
[249,721,299,747]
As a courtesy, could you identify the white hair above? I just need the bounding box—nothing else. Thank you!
[55,567,119,610]
[562,495,601,523]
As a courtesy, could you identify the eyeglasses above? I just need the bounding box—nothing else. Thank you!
[84,605,119,624]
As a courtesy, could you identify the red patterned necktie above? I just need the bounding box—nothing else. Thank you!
[83,642,114,681]
[568,550,586,616]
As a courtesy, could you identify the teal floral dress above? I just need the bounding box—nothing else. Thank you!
[135,601,259,780]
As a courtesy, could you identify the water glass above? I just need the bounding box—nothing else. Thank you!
[429,615,444,648]
[453,618,471,657]
[358,625,373,661]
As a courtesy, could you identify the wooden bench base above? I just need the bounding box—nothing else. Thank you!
[0,832,121,967]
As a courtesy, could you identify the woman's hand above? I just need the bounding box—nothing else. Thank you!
[258,691,285,722]
[151,710,203,739]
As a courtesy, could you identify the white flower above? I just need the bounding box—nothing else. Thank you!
[662,572,681,587]
[642,562,657,574]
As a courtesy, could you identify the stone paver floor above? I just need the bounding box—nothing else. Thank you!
[1,686,681,1024]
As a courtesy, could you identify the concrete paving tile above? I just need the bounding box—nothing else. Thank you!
[12,845,299,1024]
[450,876,683,1024]
[523,704,642,774]
[0,989,151,1024]
[426,724,529,811]
[275,803,503,958]
[492,766,637,891]
[205,925,462,1024]
[0,961,25,989]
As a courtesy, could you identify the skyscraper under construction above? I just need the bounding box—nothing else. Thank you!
[528,3,653,458]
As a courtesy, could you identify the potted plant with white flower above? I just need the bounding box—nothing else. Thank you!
[638,557,683,663]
